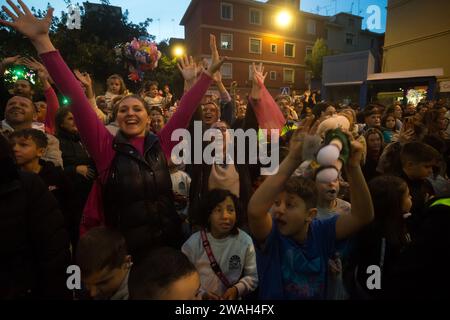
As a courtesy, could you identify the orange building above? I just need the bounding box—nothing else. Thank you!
[180,0,327,96]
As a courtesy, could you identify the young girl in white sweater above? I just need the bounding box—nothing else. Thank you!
[182,189,258,300]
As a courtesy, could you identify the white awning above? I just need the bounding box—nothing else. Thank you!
[367,68,444,81]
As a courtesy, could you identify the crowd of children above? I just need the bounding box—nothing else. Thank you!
[1,1,449,300]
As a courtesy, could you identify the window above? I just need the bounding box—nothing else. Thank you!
[349,18,355,27]
[221,63,232,79]
[284,42,295,58]
[221,2,233,21]
[324,28,328,39]
[307,19,316,35]
[249,38,262,54]
[220,33,233,50]
[270,71,277,81]
[270,43,277,54]
[249,8,262,25]
[346,33,354,45]
[283,68,295,83]
[306,46,313,56]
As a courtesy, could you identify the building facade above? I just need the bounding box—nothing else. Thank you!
[180,0,327,96]
[382,0,450,101]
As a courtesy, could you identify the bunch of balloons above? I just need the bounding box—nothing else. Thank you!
[115,37,161,82]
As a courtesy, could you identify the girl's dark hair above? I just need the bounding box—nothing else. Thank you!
[309,102,332,127]
[368,175,410,248]
[55,107,72,135]
[199,189,241,235]
[381,113,396,129]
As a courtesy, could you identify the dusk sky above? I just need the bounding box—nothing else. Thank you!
[1,0,387,41]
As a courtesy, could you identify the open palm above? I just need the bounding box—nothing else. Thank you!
[0,0,53,41]
[252,62,267,86]
[177,55,198,82]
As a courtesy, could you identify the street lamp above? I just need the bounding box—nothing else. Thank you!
[173,45,185,58]
[276,10,292,28]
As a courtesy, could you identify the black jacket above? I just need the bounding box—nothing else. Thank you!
[38,160,77,242]
[102,131,182,262]
[57,129,96,248]
[0,163,71,299]
[57,129,95,178]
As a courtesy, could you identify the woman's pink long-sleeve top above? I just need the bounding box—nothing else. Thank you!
[43,85,59,135]
[40,51,212,233]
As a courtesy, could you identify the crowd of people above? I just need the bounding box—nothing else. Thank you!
[1,1,449,300]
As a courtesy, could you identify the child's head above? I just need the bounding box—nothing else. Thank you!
[128,247,201,300]
[96,95,107,113]
[13,79,34,99]
[150,114,165,133]
[144,81,159,98]
[315,171,340,204]
[382,114,396,130]
[55,107,78,135]
[200,189,241,238]
[364,128,384,155]
[10,129,47,166]
[364,107,381,128]
[368,175,411,246]
[76,227,132,299]
[150,106,163,121]
[272,176,318,239]
[34,100,47,123]
[401,142,439,180]
[107,74,126,95]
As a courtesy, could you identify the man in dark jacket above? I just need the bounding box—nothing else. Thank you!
[0,133,71,299]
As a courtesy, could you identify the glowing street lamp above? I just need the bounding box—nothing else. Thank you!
[173,45,185,58]
[276,10,292,28]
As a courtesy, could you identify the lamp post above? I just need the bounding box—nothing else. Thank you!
[172,45,185,58]
[275,10,293,28]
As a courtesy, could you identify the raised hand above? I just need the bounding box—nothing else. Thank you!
[0,0,53,42]
[252,62,267,87]
[206,34,226,76]
[19,56,48,79]
[0,54,21,73]
[73,69,93,88]
[177,55,198,82]
[1,55,21,67]
[250,62,267,100]
[212,70,222,83]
